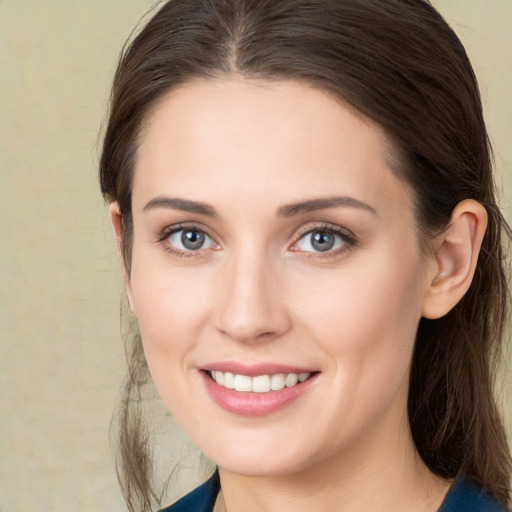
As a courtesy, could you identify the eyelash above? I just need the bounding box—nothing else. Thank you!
[290,223,357,259]
[156,222,357,259]
[156,223,218,258]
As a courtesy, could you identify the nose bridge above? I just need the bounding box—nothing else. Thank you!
[215,243,290,343]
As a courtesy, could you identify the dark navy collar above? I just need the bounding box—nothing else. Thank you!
[161,471,505,512]
[160,471,219,512]
[439,476,505,512]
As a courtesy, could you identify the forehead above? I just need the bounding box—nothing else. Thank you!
[132,78,412,218]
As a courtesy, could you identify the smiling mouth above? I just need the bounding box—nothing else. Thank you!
[208,370,314,393]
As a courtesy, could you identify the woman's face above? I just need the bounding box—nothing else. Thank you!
[124,78,436,477]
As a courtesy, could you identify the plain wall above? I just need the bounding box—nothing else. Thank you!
[0,1,510,510]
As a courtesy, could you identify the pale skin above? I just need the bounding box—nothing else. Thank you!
[110,78,487,512]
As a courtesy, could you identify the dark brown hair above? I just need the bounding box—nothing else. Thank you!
[100,1,511,510]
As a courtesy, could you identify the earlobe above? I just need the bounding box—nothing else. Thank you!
[422,199,487,319]
[109,202,137,316]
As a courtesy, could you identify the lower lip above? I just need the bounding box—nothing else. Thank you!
[201,371,318,417]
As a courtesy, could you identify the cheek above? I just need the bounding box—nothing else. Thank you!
[128,262,216,422]
[295,250,425,382]
[293,255,425,444]
[128,250,214,369]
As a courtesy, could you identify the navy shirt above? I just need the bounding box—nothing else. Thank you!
[161,471,506,512]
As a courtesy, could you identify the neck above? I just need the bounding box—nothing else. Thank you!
[214,409,450,512]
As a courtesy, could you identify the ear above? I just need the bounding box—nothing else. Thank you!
[109,202,137,315]
[422,199,487,319]
[109,202,124,255]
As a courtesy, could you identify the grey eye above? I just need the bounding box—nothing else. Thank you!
[295,229,346,253]
[310,231,335,252]
[168,229,214,251]
[182,230,205,250]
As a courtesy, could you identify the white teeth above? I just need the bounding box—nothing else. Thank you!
[224,372,235,389]
[210,371,311,393]
[285,373,298,387]
[270,373,285,391]
[215,371,224,386]
[234,374,252,392]
[252,375,271,393]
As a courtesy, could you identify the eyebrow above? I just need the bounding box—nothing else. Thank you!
[277,196,377,217]
[143,196,217,217]
[142,195,377,218]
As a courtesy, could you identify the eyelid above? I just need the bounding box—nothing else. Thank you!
[292,222,356,242]
[289,222,357,255]
[156,222,220,255]
[157,222,215,242]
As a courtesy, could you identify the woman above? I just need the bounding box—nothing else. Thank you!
[100,1,511,511]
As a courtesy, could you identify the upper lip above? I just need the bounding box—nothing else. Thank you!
[201,362,317,376]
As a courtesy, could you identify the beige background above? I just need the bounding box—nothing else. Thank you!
[0,1,511,511]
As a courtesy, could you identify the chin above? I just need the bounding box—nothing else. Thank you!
[199,432,327,479]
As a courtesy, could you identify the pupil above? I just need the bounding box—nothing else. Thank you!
[182,230,205,250]
[312,231,334,252]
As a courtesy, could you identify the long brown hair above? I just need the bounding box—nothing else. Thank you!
[100,1,511,510]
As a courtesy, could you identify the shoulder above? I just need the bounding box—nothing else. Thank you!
[439,476,507,512]
[159,471,220,512]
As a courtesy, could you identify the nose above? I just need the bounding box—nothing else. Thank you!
[214,250,292,344]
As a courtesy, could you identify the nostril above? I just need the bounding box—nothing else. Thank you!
[256,331,275,340]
